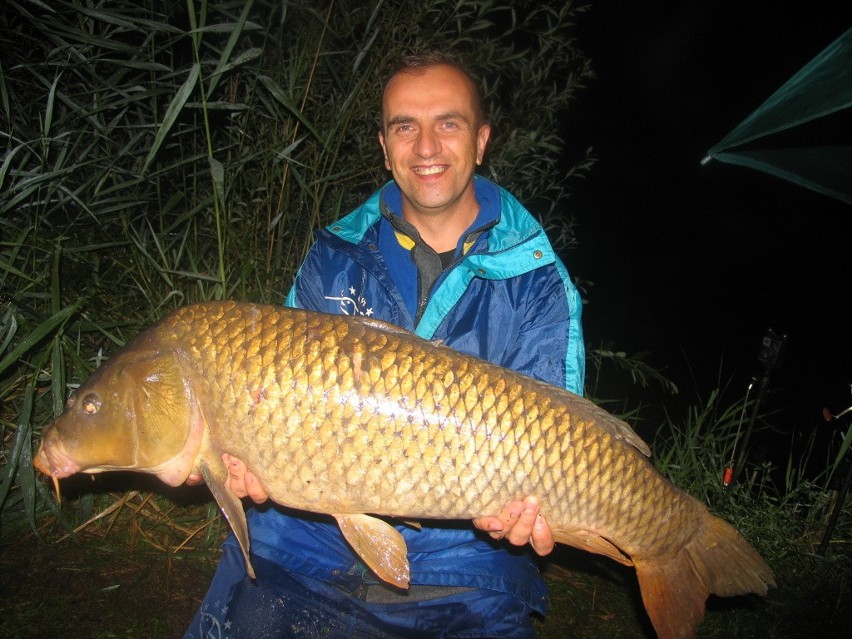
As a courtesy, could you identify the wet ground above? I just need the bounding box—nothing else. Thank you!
[0,535,215,639]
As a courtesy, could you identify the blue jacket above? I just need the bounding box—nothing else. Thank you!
[245,176,584,615]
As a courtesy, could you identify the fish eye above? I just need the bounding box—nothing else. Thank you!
[81,394,102,415]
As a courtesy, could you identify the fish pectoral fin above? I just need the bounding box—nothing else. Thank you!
[333,514,410,589]
[553,529,634,567]
[200,458,256,580]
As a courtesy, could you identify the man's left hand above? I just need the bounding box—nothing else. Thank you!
[473,496,555,556]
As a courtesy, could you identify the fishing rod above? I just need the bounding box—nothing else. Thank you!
[819,388,852,555]
[724,328,786,488]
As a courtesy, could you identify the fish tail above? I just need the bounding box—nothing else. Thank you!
[634,512,776,639]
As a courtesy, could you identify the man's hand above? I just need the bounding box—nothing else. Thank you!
[473,496,555,556]
[185,454,269,504]
[222,454,269,502]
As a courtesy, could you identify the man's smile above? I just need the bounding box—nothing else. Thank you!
[412,165,447,176]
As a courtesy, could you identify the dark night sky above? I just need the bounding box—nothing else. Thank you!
[567,3,851,443]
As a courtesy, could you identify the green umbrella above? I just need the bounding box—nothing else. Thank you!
[702,27,852,205]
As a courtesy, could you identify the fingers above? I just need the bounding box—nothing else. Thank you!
[222,453,269,503]
[473,514,505,534]
[474,496,555,556]
[185,473,203,486]
[243,469,269,503]
[528,510,555,556]
[504,499,537,545]
[511,497,555,556]
[223,453,246,497]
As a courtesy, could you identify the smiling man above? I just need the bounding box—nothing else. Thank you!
[185,52,585,639]
[378,62,491,251]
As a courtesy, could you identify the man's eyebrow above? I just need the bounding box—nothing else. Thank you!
[385,111,471,127]
[386,115,416,127]
[435,111,470,124]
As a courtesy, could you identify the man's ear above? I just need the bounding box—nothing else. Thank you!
[476,123,491,165]
[378,130,390,170]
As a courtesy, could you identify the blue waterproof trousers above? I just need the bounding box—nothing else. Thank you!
[184,543,539,639]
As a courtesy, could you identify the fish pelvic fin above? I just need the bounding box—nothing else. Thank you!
[333,514,410,589]
[634,512,776,639]
[200,458,256,580]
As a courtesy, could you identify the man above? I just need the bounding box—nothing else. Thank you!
[185,52,584,638]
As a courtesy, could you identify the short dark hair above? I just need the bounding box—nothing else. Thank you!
[381,51,487,129]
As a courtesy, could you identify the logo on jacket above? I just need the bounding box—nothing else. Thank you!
[325,286,374,316]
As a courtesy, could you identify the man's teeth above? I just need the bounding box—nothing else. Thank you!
[415,165,445,175]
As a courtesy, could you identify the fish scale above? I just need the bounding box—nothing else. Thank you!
[34,300,775,639]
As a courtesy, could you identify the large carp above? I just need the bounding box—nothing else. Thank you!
[34,301,774,639]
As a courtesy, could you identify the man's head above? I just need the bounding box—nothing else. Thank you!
[378,52,491,224]
[380,52,487,130]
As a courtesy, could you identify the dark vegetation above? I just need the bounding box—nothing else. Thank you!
[1,1,849,637]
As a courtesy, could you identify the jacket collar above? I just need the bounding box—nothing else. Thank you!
[325,176,554,264]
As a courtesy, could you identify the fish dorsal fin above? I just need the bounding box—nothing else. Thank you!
[333,514,410,589]
[610,418,651,457]
[580,399,651,457]
[350,316,413,336]
[200,457,256,579]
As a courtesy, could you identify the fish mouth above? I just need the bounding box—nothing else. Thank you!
[33,443,80,479]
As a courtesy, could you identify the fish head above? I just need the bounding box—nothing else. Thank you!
[34,347,202,486]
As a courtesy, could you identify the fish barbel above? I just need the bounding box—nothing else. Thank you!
[33,301,774,639]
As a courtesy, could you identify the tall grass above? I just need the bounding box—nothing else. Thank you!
[650,386,851,639]
[1,0,593,535]
[652,384,851,567]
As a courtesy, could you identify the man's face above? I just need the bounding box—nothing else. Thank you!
[379,64,491,222]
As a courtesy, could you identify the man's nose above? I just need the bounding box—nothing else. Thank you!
[413,128,439,157]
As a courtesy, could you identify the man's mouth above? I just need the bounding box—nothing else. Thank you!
[413,165,447,176]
